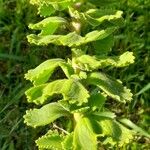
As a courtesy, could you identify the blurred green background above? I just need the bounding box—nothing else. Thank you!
[0,0,149,149]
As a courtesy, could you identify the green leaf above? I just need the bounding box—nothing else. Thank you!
[30,0,74,17]
[68,8,123,28]
[36,130,64,149]
[88,115,134,147]
[86,10,124,27]
[73,117,97,150]
[75,51,135,71]
[25,79,89,105]
[88,93,106,111]
[24,102,69,127]
[27,28,115,47]
[119,118,150,138]
[93,35,114,55]
[93,111,116,119]
[58,100,90,113]
[29,17,66,35]
[86,72,133,102]
[62,133,73,150]
[38,3,55,17]
[85,28,115,43]
[25,59,74,85]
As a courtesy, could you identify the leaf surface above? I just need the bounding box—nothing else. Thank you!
[88,115,134,147]
[27,28,115,47]
[119,118,150,138]
[30,0,74,17]
[73,117,97,150]
[62,133,73,150]
[24,102,69,127]
[88,93,106,111]
[36,130,64,149]
[25,59,74,85]
[75,51,135,71]
[29,17,66,35]
[86,10,124,27]
[87,72,133,102]
[25,79,89,105]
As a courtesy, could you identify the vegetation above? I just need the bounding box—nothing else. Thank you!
[0,0,150,149]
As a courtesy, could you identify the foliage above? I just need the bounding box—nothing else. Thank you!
[0,0,150,149]
[23,0,150,149]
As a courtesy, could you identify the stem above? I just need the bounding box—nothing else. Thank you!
[53,124,69,135]
[74,113,82,123]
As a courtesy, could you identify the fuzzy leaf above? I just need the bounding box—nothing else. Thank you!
[119,118,150,138]
[99,120,134,147]
[88,93,106,111]
[24,102,69,127]
[93,35,114,55]
[30,0,74,17]
[38,3,55,17]
[69,8,123,27]
[73,117,97,150]
[75,51,135,71]
[29,17,66,35]
[62,133,73,150]
[87,72,133,102]
[27,28,115,47]
[88,115,134,147]
[25,79,89,105]
[93,111,116,119]
[86,10,124,27]
[36,130,64,149]
[25,59,74,85]
[58,100,90,113]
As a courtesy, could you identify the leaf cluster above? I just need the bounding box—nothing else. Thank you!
[23,0,150,149]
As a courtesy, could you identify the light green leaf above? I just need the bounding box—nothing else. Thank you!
[27,28,115,47]
[30,0,74,17]
[87,72,133,102]
[86,10,124,27]
[25,79,89,105]
[119,118,150,138]
[24,102,70,127]
[75,51,135,71]
[85,28,115,43]
[36,130,64,149]
[88,115,134,147]
[73,117,97,150]
[62,133,73,150]
[88,93,106,111]
[38,3,55,17]
[93,35,114,55]
[25,59,74,85]
[58,100,90,113]
[93,111,116,119]
[69,8,123,27]
[29,17,66,35]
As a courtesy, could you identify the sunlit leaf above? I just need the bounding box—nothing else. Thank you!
[29,17,66,35]
[87,72,133,102]
[25,59,74,85]
[24,102,70,127]
[75,51,135,71]
[73,117,97,150]
[27,28,115,47]
[36,130,64,149]
[25,79,89,105]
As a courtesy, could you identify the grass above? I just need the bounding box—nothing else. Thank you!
[0,0,150,149]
